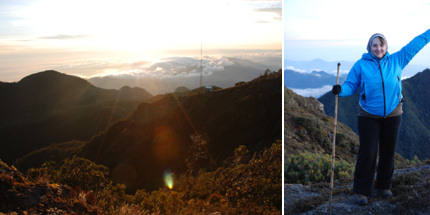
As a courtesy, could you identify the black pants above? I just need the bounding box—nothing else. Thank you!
[353,115,402,196]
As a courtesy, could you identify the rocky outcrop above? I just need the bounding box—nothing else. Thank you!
[0,159,97,214]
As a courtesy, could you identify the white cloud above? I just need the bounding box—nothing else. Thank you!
[53,56,240,79]
[285,66,307,73]
[289,85,332,98]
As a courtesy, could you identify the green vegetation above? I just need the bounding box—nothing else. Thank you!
[394,153,422,169]
[284,152,354,185]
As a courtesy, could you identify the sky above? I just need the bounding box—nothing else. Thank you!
[284,0,430,68]
[0,0,282,82]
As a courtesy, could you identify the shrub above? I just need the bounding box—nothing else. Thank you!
[285,152,353,185]
[57,156,111,192]
[395,153,422,169]
[24,141,283,214]
[27,156,111,193]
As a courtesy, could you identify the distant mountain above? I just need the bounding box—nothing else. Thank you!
[284,69,347,89]
[284,59,429,98]
[284,59,354,76]
[0,70,153,166]
[284,58,428,78]
[284,87,359,163]
[283,60,349,98]
[88,57,279,95]
[319,69,430,160]
[79,71,282,192]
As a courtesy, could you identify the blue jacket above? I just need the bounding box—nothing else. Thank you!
[340,29,430,117]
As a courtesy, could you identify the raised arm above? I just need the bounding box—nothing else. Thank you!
[393,29,430,69]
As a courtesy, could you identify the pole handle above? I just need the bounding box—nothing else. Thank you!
[336,62,341,84]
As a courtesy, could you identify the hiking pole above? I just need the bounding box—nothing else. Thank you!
[329,62,340,215]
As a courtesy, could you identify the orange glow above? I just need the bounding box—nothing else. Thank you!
[152,125,180,160]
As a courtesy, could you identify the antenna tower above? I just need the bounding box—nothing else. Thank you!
[199,42,203,87]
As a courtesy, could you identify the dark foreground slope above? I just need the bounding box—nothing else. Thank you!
[0,70,153,165]
[319,69,430,160]
[0,159,98,214]
[79,71,282,192]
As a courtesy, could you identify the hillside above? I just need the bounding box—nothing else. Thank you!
[284,87,359,163]
[0,70,153,166]
[79,71,282,192]
[319,69,430,160]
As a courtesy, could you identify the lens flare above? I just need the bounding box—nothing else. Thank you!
[163,169,174,189]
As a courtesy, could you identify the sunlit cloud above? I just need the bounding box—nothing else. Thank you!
[39,34,92,40]
[65,56,236,79]
[2,0,281,49]
[0,0,281,81]
[253,4,282,22]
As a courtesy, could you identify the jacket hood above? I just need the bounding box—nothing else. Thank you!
[367,33,388,52]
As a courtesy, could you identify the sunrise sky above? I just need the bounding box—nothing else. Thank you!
[0,0,282,82]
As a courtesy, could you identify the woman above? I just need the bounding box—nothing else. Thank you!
[332,29,430,205]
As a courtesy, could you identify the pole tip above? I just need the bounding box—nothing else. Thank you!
[337,62,341,67]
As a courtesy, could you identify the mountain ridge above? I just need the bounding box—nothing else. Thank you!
[0,70,153,166]
[79,71,282,192]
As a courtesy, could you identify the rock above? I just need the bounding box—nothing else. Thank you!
[284,184,320,213]
[0,159,97,214]
[285,165,430,214]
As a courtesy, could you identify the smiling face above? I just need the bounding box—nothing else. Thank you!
[371,37,387,59]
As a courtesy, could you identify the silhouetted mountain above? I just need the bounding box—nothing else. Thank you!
[319,69,430,160]
[79,71,282,192]
[0,70,153,166]
[174,86,190,93]
[284,87,359,163]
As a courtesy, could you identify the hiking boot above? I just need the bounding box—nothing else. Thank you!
[378,189,393,199]
[353,194,368,206]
